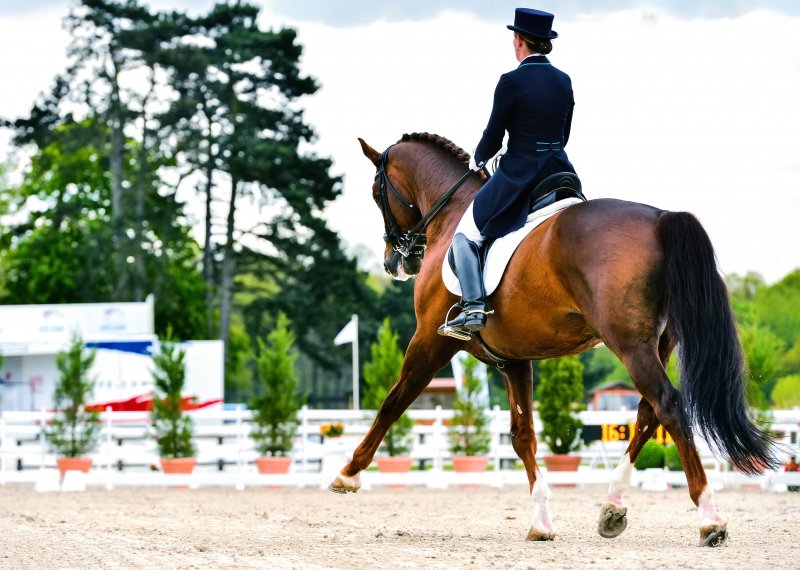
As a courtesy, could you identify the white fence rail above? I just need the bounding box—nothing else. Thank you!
[1,407,798,490]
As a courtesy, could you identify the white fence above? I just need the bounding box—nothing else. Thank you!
[1,407,798,490]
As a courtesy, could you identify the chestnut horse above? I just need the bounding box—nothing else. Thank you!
[329,132,778,547]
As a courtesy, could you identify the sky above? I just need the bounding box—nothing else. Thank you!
[1,1,799,283]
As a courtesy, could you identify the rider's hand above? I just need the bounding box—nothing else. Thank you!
[469,155,484,172]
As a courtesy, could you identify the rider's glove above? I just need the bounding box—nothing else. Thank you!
[469,155,484,172]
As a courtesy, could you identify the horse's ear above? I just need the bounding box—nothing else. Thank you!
[358,137,381,167]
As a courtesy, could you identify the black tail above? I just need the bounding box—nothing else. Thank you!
[656,211,779,474]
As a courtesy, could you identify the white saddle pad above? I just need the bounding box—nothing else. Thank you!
[442,198,583,297]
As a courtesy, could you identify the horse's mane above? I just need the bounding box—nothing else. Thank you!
[398,132,471,166]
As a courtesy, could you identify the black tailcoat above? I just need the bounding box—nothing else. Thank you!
[472,55,576,238]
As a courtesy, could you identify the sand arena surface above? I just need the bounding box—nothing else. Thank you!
[0,484,797,569]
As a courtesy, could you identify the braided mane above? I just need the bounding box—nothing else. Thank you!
[398,132,471,165]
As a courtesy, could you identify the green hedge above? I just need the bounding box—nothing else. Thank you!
[634,439,665,470]
[664,443,684,471]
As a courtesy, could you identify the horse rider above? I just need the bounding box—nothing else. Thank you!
[438,7,578,339]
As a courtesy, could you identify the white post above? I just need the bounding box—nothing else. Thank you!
[492,405,501,473]
[105,406,113,490]
[39,407,47,471]
[237,403,244,472]
[352,315,359,411]
[433,405,443,472]
[0,416,5,485]
[236,403,245,490]
[300,405,308,484]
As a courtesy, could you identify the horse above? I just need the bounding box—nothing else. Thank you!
[329,132,778,547]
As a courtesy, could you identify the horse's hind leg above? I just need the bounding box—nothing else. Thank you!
[598,397,658,538]
[501,361,555,541]
[598,334,671,539]
[328,331,460,493]
[614,343,728,547]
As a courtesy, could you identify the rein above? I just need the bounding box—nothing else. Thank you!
[376,144,477,259]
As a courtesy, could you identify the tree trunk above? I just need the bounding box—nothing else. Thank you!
[202,155,216,338]
[108,58,127,301]
[218,175,238,368]
[132,71,157,302]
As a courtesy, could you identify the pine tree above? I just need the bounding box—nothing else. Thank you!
[249,313,303,456]
[363,318,413,456]
[45,335,101,458]
[151,331,196,459]
[448,354,491,456]
[538,356,585,455]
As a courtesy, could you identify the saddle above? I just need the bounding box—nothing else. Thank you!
[478,172,585,266]
[529,172,585,214]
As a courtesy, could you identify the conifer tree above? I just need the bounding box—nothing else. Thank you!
[45,335,101,458]
[538,356,585,455]
[448,354,491,456]
[363,318,413,456]
[151,331,196,459]
[250,313,303,456]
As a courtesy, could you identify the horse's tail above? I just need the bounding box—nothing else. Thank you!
[656,211,779,474]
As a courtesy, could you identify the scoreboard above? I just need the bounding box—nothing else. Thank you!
[581,422,673,444]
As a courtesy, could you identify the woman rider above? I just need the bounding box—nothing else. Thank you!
[438,7,578,339]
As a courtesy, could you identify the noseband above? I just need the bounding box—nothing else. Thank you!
[375,144,476,259]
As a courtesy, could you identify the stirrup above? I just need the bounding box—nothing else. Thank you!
[437,303,473,341]
[437,324,472,341]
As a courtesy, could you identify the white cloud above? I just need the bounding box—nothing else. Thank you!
[292,8,800,283]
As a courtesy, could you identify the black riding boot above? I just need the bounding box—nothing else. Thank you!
[437,233,493,340]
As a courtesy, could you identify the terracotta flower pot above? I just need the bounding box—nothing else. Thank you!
[57,457,93,479]
[542,454,581,471]
[543,454,581,487]
[255,456,292,474]
[160,457,197,474]
[376,456,414,473]
[451,455,489,473]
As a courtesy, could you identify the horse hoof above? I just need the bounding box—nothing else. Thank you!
[328,472,361,494]
[597,505,628,539]
[699,526,728,547]
[526,527,556,541]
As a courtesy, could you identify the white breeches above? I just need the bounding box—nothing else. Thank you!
[454,202,486,247]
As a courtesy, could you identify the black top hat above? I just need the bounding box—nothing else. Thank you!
[507,8,558,40]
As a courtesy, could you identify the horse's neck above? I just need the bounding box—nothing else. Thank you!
[417,170,482,248]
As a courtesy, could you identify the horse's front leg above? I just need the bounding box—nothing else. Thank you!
[501,360,555,541]
[328,331,460,493]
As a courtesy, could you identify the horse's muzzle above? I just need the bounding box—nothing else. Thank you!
[384,251,422,281]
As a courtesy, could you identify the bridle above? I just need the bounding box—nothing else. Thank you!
[375,144,477,259]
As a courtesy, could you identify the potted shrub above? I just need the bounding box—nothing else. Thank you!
[250,313,303,474]
[448,353,491,472]
[151,332,197,474]
[538,356,585,472]
[363,318,414,473]
[45,335,101,480]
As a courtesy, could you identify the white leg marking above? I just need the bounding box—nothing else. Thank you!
[606,454,633,506]
[516,404,523,415]
[329,470,361,493]
[697,486,726,528]
[530,477,556,535]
